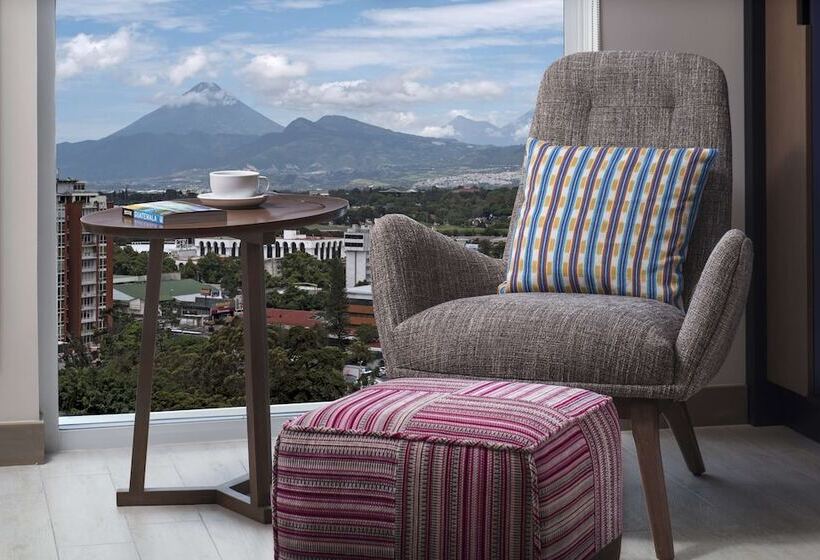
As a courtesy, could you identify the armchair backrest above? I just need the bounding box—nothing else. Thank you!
[507,51,732,307]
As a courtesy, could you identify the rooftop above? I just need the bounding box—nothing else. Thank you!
[265,308,321,328]
[114,279,213,302]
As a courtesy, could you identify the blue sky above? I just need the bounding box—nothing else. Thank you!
[56,0,563,142]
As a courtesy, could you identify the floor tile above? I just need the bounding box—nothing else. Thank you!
[131,520,221,560]
[107,464,202,527]
[42,472,131,548]
[123,503,203,528]
[58,542,139,560]
[166,441,247,487]
[39,449,110,479]
[0,491,58,559]
[6,424,820,559]
[200,505,273,560]
[0,465,43,497]
[108,462,185,491]
[620,531,655,560]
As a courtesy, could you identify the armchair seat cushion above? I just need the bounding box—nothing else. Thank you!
[390,292,685,390]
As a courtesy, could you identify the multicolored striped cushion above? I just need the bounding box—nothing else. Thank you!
[273,378,622,560]
[500,141,718,308]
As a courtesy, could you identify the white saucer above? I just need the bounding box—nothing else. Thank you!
[197,193,268,209]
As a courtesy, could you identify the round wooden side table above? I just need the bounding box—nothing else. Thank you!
[82,193,348,523]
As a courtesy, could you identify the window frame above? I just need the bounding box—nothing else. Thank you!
[27,0,599,451]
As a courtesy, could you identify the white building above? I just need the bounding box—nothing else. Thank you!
[191,230,344,275]
[127,239,198,266]
[344,224,372,288]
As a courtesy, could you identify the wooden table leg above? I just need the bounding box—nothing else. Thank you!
[127,238,164,494]
[240,240,272,510]
[117,238,272,524]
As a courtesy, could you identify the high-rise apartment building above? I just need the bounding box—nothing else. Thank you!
[344,224,371,288]
[57,179,113,345]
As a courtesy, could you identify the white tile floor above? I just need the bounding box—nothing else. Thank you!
[1,426,820,559]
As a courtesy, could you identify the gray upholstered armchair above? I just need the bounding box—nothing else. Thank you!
[371,52,752,560]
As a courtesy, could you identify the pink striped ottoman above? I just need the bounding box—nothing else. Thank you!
[272,379,622,560]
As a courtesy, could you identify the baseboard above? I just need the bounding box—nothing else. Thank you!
[764,383,820,442]
[685,384,748,426]
[0,420,45,466]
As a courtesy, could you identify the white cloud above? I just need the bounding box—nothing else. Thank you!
[448,109,475,120]
[239,54,310,91]
[248,0,342,9]
[131,73,159,87]
[232,39,454,73]
[323,0,562,39]
[513,123,530,140]
[57,0,209,32]
[168,48,218,86]
[368,111,418,131]
[154,86,239,108]
[250,70,506,110]
[278,0,338,7]
[57,27,134,80]
[419,125,456,138]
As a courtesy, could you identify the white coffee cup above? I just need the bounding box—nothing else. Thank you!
[209,170,269,198]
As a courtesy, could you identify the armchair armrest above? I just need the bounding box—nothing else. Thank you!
[676,229,753,400]
[371,214,505,347]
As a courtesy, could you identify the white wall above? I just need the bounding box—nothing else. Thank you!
[0,0,56,457]
[0,0,43,424]
[601,0,746,387]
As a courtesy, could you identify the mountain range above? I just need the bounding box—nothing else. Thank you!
[112,82,284,137]
[57,83,525,188]
[446,112,532,146]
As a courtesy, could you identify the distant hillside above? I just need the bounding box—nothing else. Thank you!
[57,132,260,181]
[57,84,523,186]
[235,115,522,173]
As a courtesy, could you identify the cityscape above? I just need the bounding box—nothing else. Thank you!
[56,176,517,415]
[53,0,548,416]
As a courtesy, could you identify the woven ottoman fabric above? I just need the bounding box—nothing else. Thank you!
[273,379,622,560]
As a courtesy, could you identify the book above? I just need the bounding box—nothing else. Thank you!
[122,201,226,225]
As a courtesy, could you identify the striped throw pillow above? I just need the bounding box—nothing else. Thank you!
[500,141,717,309]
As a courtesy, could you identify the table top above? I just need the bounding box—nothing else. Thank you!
[81,193,349,241]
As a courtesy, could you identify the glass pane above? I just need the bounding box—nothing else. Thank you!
[55,0,564,416]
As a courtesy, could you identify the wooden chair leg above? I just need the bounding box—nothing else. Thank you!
[631,400,674,560]
[662,401,705,476]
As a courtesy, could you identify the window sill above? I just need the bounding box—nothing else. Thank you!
[56,402,327,451]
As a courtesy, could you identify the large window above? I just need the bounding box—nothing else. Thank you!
[55,0,570,419]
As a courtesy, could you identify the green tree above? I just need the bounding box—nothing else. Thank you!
[162,256,179,273]
[113,245,177,275]
[59,365,136,415]
[321,258,348,345]
[348,339,372,366]
[476,239,506,259]
[193,253,241,296]
[280,251,330,287]
[59,315,351,415]
[59,336,93,368]
[196,252,226,283]
[179,258,199,280]
[267,285,324,311]
[355,324,379,344]
[219,257,242,297]
[275,345,347,403]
